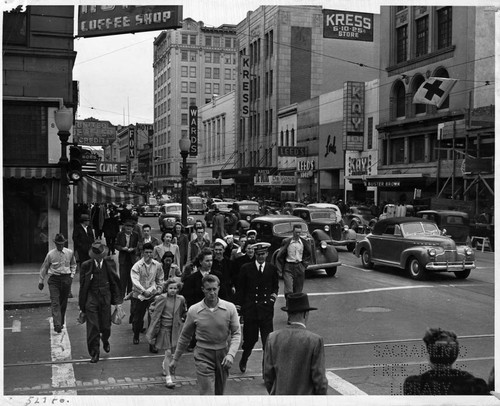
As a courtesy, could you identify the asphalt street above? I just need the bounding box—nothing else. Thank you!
[3,214,495,398]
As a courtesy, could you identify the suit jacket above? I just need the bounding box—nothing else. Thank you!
[212,213,226,238]
[78,257,122,311]
[72,223,95,263]
[146,293,187,347]
[236,261,279,320]
[115,231,140,265]
[276,236,312,272]
[264,325,328,395]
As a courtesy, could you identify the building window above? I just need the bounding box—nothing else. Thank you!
[181,114,188,125]
[413,76,426,114]
[269,109,273,135]
[190,98,196,106]
[224,68,231,80]
[213,83,220,94]
[437,7,452,49]
[395,81,406,118]
[189,66,196,78]
[213,52,220,64]
[396,25,408,63]
[225,84,231,94]
[224,55,232,64]
[205,36,212,46]
[205,67,211,78]
[190,35,197,45]
[181,81,188,92]
[190,52,196,62]
[409,136,425,163]
[181,66,188,77]
[435,68,450,109]
[415,16,428,57]
[189,82,196,93]
[181,34,188,44]
[269,70,273,95]
[391,138,405,164]
[213,36,220,47]
[181,51,188,61]
[205,83,212,94]
[396,6,407,12]
[205,52,212,63]
[225,37,232,48]
[3,8,27,46]
[367,117,373,149]
[213,68,220,79]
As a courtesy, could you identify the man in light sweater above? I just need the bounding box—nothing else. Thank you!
[169,274,241,395]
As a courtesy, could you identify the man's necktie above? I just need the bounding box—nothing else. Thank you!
[259,264,263,273]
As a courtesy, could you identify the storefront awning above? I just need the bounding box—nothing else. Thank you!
[74,175,145,205]
[3,166,60,179]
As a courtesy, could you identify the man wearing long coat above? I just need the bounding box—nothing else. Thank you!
[79,241,123,363]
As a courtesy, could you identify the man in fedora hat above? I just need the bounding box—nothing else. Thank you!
[263,292,327,395]
[79,240,123,363]
[72,213,95,273]
[115,218,140,301]
[236,242,279,374]
[211,206,226,242]
[38,234,77,333]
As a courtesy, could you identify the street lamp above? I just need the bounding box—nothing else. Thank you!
[179,135,190,226]
[54,106,73,244]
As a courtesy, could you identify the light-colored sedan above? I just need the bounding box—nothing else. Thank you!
[307,203,342,223]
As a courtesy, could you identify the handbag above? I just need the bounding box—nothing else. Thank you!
[111,305,125,325]
[77,311,87,324]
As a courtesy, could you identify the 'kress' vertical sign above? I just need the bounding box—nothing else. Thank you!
[189,106,198,156]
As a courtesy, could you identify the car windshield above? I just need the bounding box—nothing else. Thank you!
[401,222,441,236]
[166,205,181,212]
[239,204,259,211]
[273,222,308,235]
[216,203,231,211]
[353,207,372,215]
[310,211,337,221]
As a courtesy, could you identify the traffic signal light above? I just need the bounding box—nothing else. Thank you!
[68,145,83,183]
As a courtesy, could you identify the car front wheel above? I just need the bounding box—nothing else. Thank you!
[407,257,426,280]
[347,242,356,252]
[454,270,471,279]
[360,248,373,269]
[326,266,337,277]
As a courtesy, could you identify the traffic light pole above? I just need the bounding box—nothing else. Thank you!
[58,129,70,245]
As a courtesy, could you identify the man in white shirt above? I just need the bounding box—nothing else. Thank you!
[38,233,77,333]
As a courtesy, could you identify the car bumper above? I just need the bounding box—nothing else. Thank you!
[426,261,476,271]
[307,261,341,271]
[331,238,357,246]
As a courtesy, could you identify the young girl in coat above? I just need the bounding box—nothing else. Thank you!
[146,278,187,388]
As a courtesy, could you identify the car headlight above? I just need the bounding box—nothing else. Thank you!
[428,248,437,257]
[343,225,349,231]
[324,225,330,232]
[320,241,327,249]
[465,247,473,256]
[246,215,251,221]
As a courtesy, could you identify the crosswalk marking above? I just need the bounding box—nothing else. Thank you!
[12,319,21,332]
[49,317,77,395]
[326,371,368,395]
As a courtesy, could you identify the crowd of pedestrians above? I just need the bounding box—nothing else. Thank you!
[37,202,493,396]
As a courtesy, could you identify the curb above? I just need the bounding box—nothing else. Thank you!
[4,301,51,310]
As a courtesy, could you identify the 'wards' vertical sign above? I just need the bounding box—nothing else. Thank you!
[240,55,250,117]
[189,106,198,157]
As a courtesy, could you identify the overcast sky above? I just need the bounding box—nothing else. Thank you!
[72,0,381,126]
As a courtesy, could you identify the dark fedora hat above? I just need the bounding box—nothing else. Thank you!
[88,240,107,261]
[53,233,67,244]
[80,213,90,221]
[281,292,317,313]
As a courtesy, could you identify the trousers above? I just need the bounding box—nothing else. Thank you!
[47,274,73,328]
[193,346,229,395]
[85,290,111,356]
[283,262,305,296]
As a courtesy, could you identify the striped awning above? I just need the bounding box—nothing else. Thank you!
[74,175,145,205]
[3,166,60,179]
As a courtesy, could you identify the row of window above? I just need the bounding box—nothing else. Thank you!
[247,30,275,66]
[396,6,452,64]
[180,51,236,64]
[182,34,236,48]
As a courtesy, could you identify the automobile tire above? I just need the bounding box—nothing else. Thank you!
[407,257,426,280]
[454,270,471,279]
[360,249,373,269]
[326,267,337,277]
[347,242,356,252]
[350,221,359,231]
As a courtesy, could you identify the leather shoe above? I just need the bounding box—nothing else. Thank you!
[133,337,139,345]
[54,325,62,333]
[103,342,110,353]
[149,344,158,354]
[140,328,147,333]
[239,358,247,373]
[90,353,99,363]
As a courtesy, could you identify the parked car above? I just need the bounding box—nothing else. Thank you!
[344,205,376,232]
[234,200,261,234]
[158,203,195,232]
[377,204,415,221]
[260,199,282,215]
[249,215,341,277]
[140,204,162,217]
[293,207,357,251]
[307,203,343,223]
[204,201,233,227]
[187,196,206,214]
[281,201,305,215]
[353,217,475,280]
[416,210,471,245]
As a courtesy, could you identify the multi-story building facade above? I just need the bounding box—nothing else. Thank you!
[3,6,77,265]
[376,6,494,213]
[197,92,237,196]
[152,18,238,194]
[230,5,380,197]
